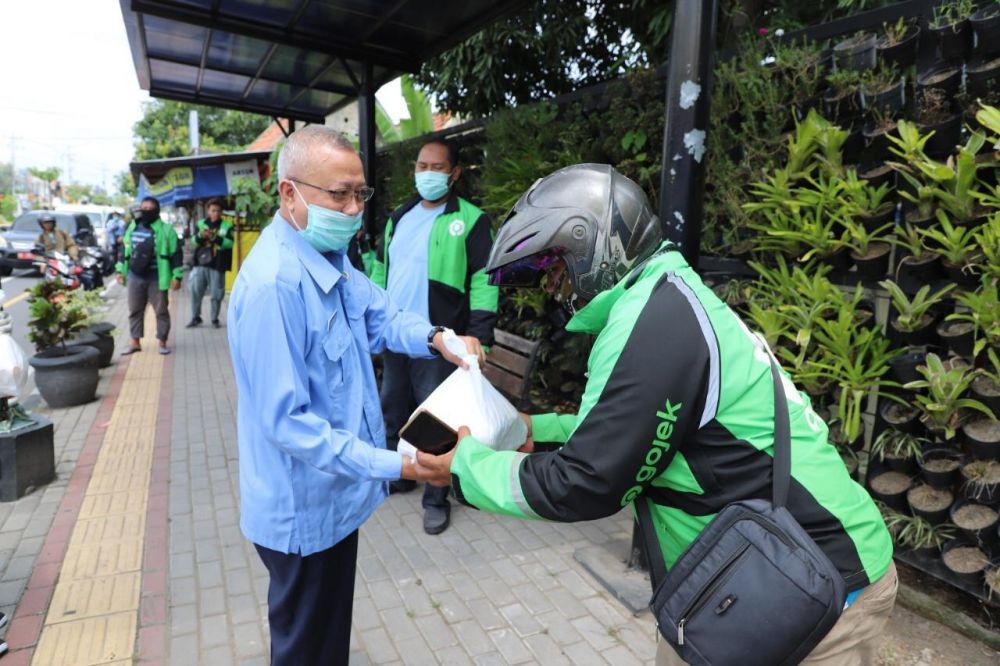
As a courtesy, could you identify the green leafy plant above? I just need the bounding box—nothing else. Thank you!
[870,428,929,463]
[931,0,975,29]
[891,223,936,263]
[844,218,892,258]
[949,280,1000,356]
[841,170,893,217]
[887,119,932,163]
[904,353,994,438]
[910,133,988,224]
[974,215,1000,280]
[26,282,98,352]
[879,280,955,333]
[918,211,982,267]
[881,17,913,46]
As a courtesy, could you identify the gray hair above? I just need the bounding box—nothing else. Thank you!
[276,125,355,180]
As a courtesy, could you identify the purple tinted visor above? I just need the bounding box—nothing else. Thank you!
[488,248,565,287]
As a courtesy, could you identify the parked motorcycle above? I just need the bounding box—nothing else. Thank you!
[18,247,84,290]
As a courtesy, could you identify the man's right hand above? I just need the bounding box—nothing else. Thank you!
[517,412,534,453]
[116,273,125,285]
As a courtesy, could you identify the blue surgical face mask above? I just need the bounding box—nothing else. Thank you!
[290,182,362,253]
[415,170,451,201]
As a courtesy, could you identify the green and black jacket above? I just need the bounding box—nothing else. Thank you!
[451,244,893,593]
[370,193,498,345]
[193,218,235,272]
[115,219,184,291]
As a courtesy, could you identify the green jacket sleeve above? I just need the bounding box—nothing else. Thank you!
[465,213,499,345]
[531,413,578,445]
[369,217,392,289]
[218,223,235,251]
[116,223,135,275]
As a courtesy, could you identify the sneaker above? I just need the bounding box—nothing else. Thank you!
[185,317,202,328]
[120,346,141,356]
[423,506,450,535]
[0,639,7,656]
[212,319,221,329]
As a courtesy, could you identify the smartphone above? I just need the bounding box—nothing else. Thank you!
[399,410,458,455]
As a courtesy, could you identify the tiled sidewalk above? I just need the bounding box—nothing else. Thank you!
[0,284,995,665]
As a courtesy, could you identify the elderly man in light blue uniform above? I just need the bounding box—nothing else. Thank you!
[227,125,482,666]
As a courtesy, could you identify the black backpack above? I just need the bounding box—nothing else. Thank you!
[129,229,156,274]
[636,358,846,666]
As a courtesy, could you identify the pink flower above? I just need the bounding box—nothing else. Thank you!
[759,27,769,37]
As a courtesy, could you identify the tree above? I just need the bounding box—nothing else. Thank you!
[114,170,137,198]
[376,75,435,144]
[28,166,61,183]
[132,100,271,160]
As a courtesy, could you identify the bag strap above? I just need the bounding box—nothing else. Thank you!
[636,356,791,591]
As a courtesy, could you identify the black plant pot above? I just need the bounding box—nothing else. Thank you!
[886,453,921,476]
[962,461,1000,504]
[942,538,990,585]
[929,19,972,62]
[819,248,852,275]
[942,260,983,291]
[971,5,1000,57]
[67,330,111,370]
[951,499,1000,553]
[859,164,896,191]
[862,78,906,115]
[937,319,975,359]
[889,314,939,348]
[851,243,891,281]
[843,124,866,165]
[878,26,921,70]
[28,344,100,408]
[920,448,964,488]
[919,113,963,158]
[916,65,963,100]
[907,484,954,524]
[896,253,944,293]
[823,91,861,123]
[868,469,912,512]
[889,352,928,387]
[964,419,1000,462]
[968,55,1000,98]
[971,376,1000,419]
[834,32,878,72]
[862,124,897,163]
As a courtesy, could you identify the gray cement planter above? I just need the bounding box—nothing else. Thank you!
[29,344,100,408]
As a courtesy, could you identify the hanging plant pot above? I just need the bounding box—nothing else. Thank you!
[861,77,906,115]
[919,113,964,158]
[896,253,944,293]
[916,65,963,100]
[868,469,912,511]
[920,448,964,488]
[818,247,852,275]
[907,484,954,524]
[28,344,100,408]
[936,320,976,359]
[971,375,1000,418]
[942,538,989,585]
[967,55,1000,98]
[842,123,866,165]
[963,418,1000,462]
[888,353,928,387]
[823,90,861,123]
[961,459,1000,504]
[878,25,921,70]
[928,17,972,62]
[889,313,939,348]
[950,499,1000,551]
[862,122,898,163]
[859,163,896,191]
[834,32,878,72]
[942,259,984,291]
[851,242,891,281]
[971,4,1000,57]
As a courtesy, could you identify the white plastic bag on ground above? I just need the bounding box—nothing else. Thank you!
[398,330,527,458]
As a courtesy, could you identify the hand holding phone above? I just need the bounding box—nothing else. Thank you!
[399,410,458,455]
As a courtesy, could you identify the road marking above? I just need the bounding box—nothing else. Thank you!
[2,290,30,308]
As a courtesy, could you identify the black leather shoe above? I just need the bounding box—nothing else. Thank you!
[186,317,202,328]
[212,319,221,328]
[423,506,450,535]
[389,479,416,495]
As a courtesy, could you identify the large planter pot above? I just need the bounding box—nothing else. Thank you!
[907,483,954,524]
[971,4,1000,57]
[920,448,964,488]
[928,18,971,62]
[950,499,1000,553]
[878,26,921,70]
[82,323,115,368]
[28,344,100,408]
[963,419,1000,462]
[967,55,1000,98]
[834,32,878,72]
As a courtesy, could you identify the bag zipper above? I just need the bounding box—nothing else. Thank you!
[677,542,750,646]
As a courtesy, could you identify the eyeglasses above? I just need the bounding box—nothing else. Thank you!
[289,177,374,204]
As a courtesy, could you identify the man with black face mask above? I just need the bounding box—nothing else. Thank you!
[116,197,183,355]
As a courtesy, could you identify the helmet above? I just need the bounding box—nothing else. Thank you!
[38,213,56,227]
[485,164,662,304]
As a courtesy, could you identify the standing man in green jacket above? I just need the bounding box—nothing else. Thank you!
[117,196,184,355]
[416,165,896,664]
[187,197,234,329]
[370,139,499,535]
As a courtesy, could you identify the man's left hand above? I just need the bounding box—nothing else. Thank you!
[171,278,182,291]
[414,425,468,486]
[433,333,485,369]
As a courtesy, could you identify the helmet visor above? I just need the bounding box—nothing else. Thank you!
[487,247,564,287]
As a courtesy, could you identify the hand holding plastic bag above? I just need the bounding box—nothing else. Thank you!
[0,311,32,400]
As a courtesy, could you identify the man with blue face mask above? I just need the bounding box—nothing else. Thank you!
[227,126,484,665]
[370,139,499,535]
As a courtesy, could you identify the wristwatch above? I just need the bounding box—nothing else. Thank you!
[427,325,446,355]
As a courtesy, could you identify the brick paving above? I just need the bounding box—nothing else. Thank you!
[0,282,994,664]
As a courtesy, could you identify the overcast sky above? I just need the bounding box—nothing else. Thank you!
[0,1,409,194]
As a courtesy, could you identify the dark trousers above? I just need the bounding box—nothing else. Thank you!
[255,532,359,666]
[127,273,170,341]
[380,351,454,510]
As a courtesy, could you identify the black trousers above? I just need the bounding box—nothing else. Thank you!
[380,351,453,509]
[255,532,359,666]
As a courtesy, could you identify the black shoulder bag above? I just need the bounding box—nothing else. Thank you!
[635,359,846,666]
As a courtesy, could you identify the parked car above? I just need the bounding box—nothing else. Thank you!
[55,204,122,248]
[0,211,96,276]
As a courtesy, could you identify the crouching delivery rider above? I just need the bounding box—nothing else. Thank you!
[415,164,896,665]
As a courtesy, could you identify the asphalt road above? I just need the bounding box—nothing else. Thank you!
[1,267,46,355]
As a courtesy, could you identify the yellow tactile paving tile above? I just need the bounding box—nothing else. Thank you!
[77,490,147,520]
[58,540,144,580]
[84,470,152,495]
[91,450,154,478]
[71,514,145,546]
[45,573,141,624]
[32,612,136,665]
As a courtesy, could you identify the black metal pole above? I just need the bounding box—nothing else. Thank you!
[658,0,719,269]
[357,61,377,238]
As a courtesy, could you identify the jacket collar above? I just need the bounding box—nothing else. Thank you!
[272,212,343,293]
[391,191,461,224]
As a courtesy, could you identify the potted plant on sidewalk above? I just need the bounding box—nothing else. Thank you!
[26,281,100,408]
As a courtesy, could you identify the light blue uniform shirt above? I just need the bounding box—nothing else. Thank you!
[228,213,435,555]
[386,202,444,320]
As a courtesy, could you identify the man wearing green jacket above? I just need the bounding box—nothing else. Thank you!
[117,197,184,355]
[416,165,896,664]
[187,197,234,329]
[370,139,498,535]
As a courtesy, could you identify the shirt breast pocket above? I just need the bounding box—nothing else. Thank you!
[322,328,351,393]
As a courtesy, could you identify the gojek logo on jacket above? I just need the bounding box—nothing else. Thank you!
[620,399,683,507]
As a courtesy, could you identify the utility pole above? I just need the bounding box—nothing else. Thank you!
[8,136,17,199]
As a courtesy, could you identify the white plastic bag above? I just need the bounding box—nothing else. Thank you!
[398,330,527,457]
[0,314,32,400]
